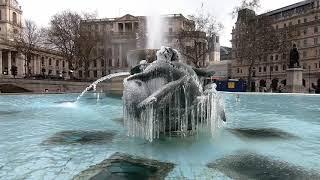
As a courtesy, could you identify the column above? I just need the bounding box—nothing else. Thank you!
[32,55,36,75]
[119,44,123,68]
[7,51,11,76]
[17,53,25,77]
[35,55,40,74]
[112,45,115,67]
[0,50,2,76]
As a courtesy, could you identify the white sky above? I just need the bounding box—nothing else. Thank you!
[19,0,302,46]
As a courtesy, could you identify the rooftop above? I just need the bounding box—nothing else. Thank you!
[260,0,312,16]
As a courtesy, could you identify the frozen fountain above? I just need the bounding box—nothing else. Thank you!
[123,46,226,142]
[76,13,226,142]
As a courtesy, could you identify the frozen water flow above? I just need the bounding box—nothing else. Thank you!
[123,48,226,142]
[76,72,130,101]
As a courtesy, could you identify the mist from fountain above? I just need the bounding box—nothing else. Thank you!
[76,72,130,102]
[146,12,163,49]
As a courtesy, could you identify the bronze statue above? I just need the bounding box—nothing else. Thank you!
[289,44,300,68]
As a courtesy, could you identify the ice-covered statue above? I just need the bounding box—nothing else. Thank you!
[123,47,226,141]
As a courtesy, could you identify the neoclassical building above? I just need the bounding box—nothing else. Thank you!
[81,14,220,79]
[232,0,320,92]
[0,0,69,79]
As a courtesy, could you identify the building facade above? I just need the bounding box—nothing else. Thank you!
[232,0,320,92]
[0,0,69,79]
[81,14,220,79]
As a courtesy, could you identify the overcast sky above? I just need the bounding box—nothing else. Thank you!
[19,0,302,46]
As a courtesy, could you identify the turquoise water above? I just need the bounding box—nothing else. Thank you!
[0,93,320,179]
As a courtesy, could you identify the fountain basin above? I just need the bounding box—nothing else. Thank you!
[0,93,320,179]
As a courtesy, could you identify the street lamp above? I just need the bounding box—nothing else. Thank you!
[308,66,311,93]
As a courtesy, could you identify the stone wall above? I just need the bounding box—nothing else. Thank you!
[0,78,125,94]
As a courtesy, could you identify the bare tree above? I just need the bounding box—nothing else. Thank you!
[46,11,101,79]
[235,11,279,91]
[232,0,261,19]
[177,31,208,68]
[177,5,223,68]
[278,24,298,65]
[189,5,224,37]
[76,22,106,79]
[13,20,44,77]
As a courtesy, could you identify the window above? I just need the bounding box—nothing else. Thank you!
[56,70,60,75]
[41,57,44,66]
[315,26,318,33]
[314,38,318,45]
[303,51,307,58]
[79,70,83,78]
[49,58,52,66]
[62,61,65,68]
[56,60,59,66]
[109,59,112,66]
[283,65,286,70]
[48,70,52,75]
[263,67,267,72]
[284,23,287,27]
[276,25,278,29]
[12,12,17,24]
[237,68,240,73]
[315,63,318,68]
[93,70,97,78]
[270,66,273,72]
[275,66,279,71]
[304,18,307,23]
[283,54,287,60]
[316,15,318,20]
[270,55,274,61]
[275,55,279,60]
[101,60,105,67]
[289,22,292,26]
[304,39,307,46]
[169,28,173,33]
[0,10,2,20]
[304,29,307,35]
[93,60,97,67]
[298,19,301,24]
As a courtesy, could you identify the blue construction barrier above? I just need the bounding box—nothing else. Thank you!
[205,79,247,92]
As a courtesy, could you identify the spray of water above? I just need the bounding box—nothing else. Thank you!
[147,12,163,49]
[76,72,130,102]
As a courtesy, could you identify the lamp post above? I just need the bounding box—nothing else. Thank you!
[308,66,311,93]
[269,65,272,92]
